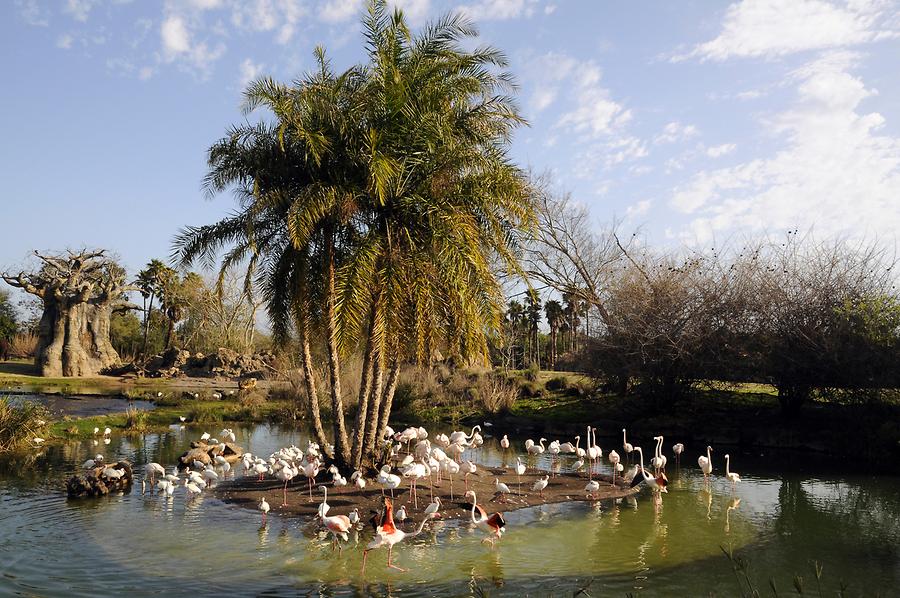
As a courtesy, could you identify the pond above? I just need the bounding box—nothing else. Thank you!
[0,423,897,596]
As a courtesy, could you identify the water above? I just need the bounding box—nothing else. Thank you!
[1,424,897,597]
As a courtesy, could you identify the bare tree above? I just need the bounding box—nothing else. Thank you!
[2,249,138,377]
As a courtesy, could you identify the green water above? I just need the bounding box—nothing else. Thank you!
[0,424,897,596]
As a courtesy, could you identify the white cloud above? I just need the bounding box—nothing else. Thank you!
[319,0,362,23]
[544,4,556,15]
[676,0,897,62]
[229,0,305,44]
[557,61,631,138]
[64,0,99,22]
[672,51,900,244]
[56,33,74,49]
[238,57,264,87]
[139,66,155,80]
[626,199,653,218]
[706,143,737,158]
[16,0,50,26]
[160,13,226,75]
[390,0,431,22]
[189,0,223,9]
[161,15,191,57]
[458,0,542,21]
[654,121,699,144]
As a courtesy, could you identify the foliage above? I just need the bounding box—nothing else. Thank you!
[123,405,148,432]
[0,290,17,341]
[7,333,38,358]
[109,311,143,359]
[0,396,50,452]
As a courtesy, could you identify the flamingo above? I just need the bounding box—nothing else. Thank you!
[464,491,506,547]
[275,464,295,506]
[317,485,331,518]
[630,447,668,493]
[449,425,480,446]
[672,443,684,467]
[608,450,620,484]
[424,496,442,519]
[515,457,526,494]
[584,479,600,499]
[651,436,667,474]
[573,435,586,458]
[258,497,270,523]
[461,460,477,491]
[361,497,432,574]
[349,508,360,525]
[500,434,510,450]
[725,454,741,492]
[395,504,407,523]
[351,470,367,494]
[586,428,600,478]
[532,475,549,497]
[698,446,713,483]
[144,462,165,487]
[303,460,320,501]
[494,478,511,503]
[622,428,633,463]
[319,510,352,551]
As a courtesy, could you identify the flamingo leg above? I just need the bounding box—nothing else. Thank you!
[361,549,369,575]
[387,545,407,571]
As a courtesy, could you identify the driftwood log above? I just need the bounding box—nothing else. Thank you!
[66,461,134,498]
[177,440,243,469]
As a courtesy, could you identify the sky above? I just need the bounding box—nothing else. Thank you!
[2,0,900,287]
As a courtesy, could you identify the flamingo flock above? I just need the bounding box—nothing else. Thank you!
[120,420,743,576]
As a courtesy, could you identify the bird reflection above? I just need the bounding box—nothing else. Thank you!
[725,497,741,533]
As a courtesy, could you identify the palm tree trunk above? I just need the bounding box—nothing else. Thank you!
[164,317,174,350]
[297,301,329,451]
[361,344,385,463]
[375,357,400,443]
[324,228,350,467]
[351,305,378,468]
[141,294,153,357]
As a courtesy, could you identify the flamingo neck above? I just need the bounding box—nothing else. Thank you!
[707,446,712,461]
[469,494,478,523]
[636,448,646,473]
[622,429,626,444]
[575,436,580,450]
[725,455,730,476]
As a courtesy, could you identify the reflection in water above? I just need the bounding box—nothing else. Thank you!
[0,425,898,596]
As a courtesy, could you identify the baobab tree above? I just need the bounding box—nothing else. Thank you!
[1,249,137,377]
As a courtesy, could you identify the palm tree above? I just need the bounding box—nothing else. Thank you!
[175,0,533,469]
[544,299,563,369]
[136,259,167,357]
[525,289,541,367]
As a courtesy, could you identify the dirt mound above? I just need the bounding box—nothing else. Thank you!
[66,461,133,498]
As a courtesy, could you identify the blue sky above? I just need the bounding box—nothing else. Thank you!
[3,0,900,286]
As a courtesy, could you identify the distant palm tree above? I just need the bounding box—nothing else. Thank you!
[544,299,564,369]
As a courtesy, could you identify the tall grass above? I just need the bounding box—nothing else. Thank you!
[124,405,148,432]
[8,333,38,358]
[0,396,50,452]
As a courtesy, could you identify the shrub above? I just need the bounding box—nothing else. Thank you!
[0,396,50,452]
[124,405,148,432]
[476,376,518,414]
[524,362,540,382]
[519,380,545,398]
[545,376,570,391]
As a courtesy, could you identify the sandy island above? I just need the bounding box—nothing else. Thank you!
[217,465,638,525]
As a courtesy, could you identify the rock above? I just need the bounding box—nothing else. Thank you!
[160,347,191,369]
[178,447,212,469]
[66,461,133,498]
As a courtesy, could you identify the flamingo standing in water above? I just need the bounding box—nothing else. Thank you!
[630,446,668,493]
[698,446,713,484]
[500,435,510,451]
[725,454,741,493]
[258,497,270,524]
[464,490,506,547]
[319,510,352,552]
[303,459,320,501]
[651,436,667,474]
[672,443,684,468]
[586,427,601,478]
[361,497,432,574]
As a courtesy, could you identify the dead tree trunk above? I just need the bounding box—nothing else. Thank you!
[2,249,138,377]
